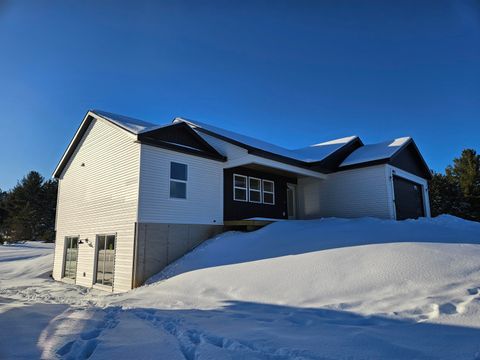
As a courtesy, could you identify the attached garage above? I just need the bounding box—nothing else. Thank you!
[393,175,425,220]
[337,137,432,220]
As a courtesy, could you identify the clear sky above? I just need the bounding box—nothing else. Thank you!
[0,0,479,190]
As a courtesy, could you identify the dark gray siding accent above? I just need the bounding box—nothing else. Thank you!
[310,138,363,172]
[224,166,297,221]
[390,143,431,179]
[138,122,227,161]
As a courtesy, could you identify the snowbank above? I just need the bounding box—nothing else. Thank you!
[1,216,480,359]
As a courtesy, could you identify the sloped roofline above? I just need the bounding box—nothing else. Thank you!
[339,137,432,179]
[53,111,227,179]
[173,117,360,171]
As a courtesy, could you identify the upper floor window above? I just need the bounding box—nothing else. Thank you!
[233,174,247,201]
[262,180,275,205]
[233,173,275,205]
[249,177,262,203]
[170,162,187,199]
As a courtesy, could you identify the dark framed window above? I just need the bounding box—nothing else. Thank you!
[233,174,247,201]
[170,162,187,199]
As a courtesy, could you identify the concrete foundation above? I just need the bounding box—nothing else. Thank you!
[132,223,224,287]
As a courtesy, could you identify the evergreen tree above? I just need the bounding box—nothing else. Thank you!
[3,171,58,242]
[446,149,480,220]
[0,189,8,241]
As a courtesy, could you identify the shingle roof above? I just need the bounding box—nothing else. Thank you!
[92,110,161,134]
[340,137,411,167]
[173,117,358,163]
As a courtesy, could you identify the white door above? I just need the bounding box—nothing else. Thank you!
[287,183,297,220]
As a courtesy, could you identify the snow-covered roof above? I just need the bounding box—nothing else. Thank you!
[92,110,162,135]
[290,136,359,162]
[174,117,358,163]
[340,137,411,167]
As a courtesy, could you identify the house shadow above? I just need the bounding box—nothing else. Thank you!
[2,299,480,359]
[152,217,480,281]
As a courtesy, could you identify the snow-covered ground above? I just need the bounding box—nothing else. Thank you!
[1,216,480,359]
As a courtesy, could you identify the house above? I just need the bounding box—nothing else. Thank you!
[52,110,432,292]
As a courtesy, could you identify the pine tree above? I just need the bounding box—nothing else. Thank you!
[446,149,480,220]
[5,171,46,241]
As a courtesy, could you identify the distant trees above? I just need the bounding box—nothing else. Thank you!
[0,171,57,243]
[429,149,480,221]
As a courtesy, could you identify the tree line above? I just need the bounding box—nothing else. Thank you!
[0,149,478,243]
[0,171,57,243]
[429,149,480,221]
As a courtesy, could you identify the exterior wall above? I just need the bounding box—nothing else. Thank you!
[223,166,296,221]
[196,132,249,161]
[133,223,224,287]
[53,118,140,292]
[138,144,224,225]
[386,165,431,218]
[298,165,393,219]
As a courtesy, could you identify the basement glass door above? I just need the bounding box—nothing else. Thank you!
[63,236,79,280]
[95,235,116,287]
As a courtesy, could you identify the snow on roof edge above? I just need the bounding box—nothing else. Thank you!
[340,136,412,167]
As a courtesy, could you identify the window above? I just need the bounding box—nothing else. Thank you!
[170,162,187,199]
[262,180,275,205]
[63,236,79,280]
[95,234,116,287]
[249,177,262,203]
[233,174,247,201]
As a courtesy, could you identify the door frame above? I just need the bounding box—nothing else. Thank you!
[62,235,79,282]
[286,183,297,220]
[93,233,117,290]
[392,174,425,220]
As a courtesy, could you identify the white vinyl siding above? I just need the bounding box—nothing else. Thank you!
[196,132,248,161]
[52,117,140,292]
[298,164,393,219]
[138,144,223,225]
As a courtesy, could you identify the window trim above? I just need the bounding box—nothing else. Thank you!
[248,176,262,204]
[62,235,79,281]
[170,162,188,199]
[262,179,275,205]
[94,233,117,288]
[233,174,248,202]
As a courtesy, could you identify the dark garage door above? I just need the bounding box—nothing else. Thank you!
[393,176,425,220]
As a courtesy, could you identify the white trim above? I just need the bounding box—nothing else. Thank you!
[62,235,79,281]
[169,162,188,199]
[388,165,431,218]
[262,179,275,205]
[248,177,262,203]
[286,183,297,219]
[233,174,248,202]
[94,233,117,288]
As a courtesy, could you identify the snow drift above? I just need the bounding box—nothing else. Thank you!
[2,215,480,359]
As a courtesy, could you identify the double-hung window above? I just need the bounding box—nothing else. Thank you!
[262,180,275,205]
[233,174,247,201]
[170,162,187,199]
[249,177,262,203]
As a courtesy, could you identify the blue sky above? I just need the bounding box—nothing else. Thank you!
[0,0,478,190]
